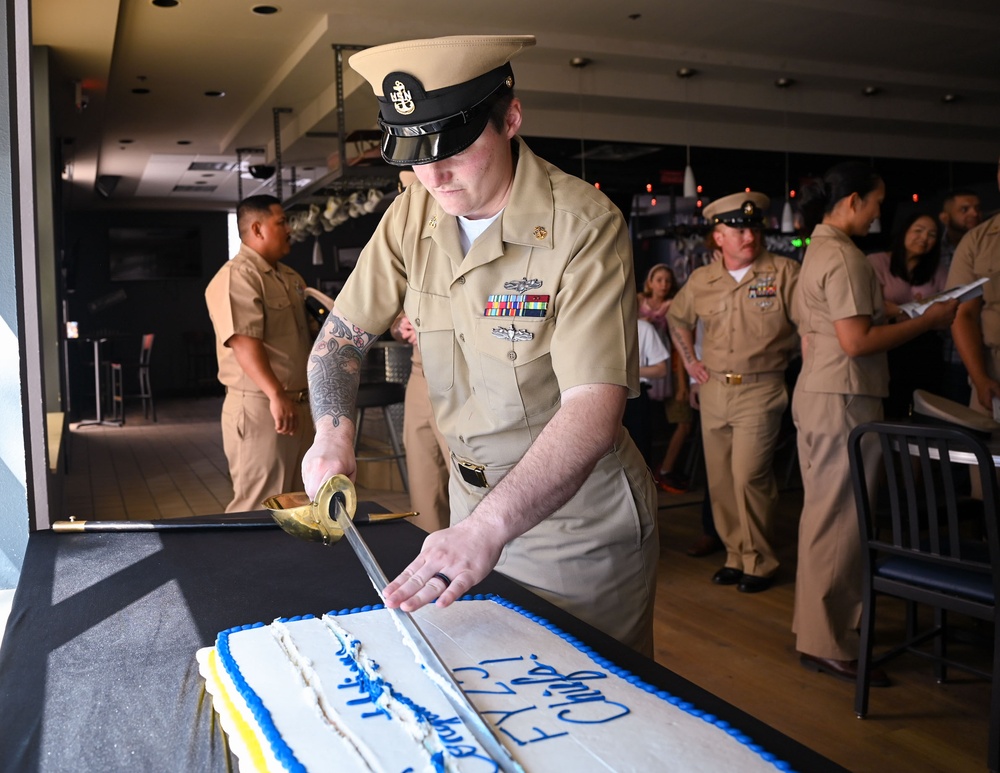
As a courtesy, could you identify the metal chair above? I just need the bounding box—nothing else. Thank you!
[354,341,411,491]
[137,333,156,421]
[109,362,124,424]
[109,333,156,422]
[848,420,1000,772]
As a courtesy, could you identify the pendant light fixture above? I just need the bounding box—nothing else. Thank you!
[677,67,698,198]
[570,56,592,183]
[776,77,796,233]
[683,147,697,199]
[863,86,882,234]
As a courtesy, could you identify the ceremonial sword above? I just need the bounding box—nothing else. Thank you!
[321,482,526,773]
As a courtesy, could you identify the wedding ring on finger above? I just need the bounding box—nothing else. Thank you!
[431,572,452,588]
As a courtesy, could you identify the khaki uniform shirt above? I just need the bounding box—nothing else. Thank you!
[668,251,799,374]
[205,244,311,393]
[794,224,889,397]
[946,212,1000,349]
[336,137,640,469]
[334,137,656,650]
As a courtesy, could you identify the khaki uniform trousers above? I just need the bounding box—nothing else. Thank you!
[967,347,1000,500]
[222,390,314,513]
[448,431,659,657]
[699,376,787,577]
[792,389,882,660]
[403,359,450,533]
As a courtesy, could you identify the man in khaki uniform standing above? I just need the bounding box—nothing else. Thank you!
[300,35,658,655]
[390,312,450,533]
[668,192,799,593]
[948,162,1000,418]
[205,195,314,512]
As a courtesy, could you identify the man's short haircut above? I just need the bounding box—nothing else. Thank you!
[237,194,282,238]
[942,189,981,207]
[486,90,515,133]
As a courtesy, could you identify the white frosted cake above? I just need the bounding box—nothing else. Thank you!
[197,595,792,772]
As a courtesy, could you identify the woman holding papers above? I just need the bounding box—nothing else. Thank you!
[867,212,948,418]
[790,162,958,686]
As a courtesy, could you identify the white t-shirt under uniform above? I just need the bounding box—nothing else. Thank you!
[638,319,670,384]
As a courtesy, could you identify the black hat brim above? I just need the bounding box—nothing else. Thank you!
[381,110,490,166]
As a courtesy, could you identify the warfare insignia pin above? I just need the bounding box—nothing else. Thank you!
[503,276,543,293]
[390,80,415,116]
[492,323,534,343]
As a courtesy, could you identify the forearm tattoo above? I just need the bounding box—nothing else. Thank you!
[308,314,379,427]
[668,322,697,365]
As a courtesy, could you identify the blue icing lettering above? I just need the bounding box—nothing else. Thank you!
[497,658,630,724]
[499,724,569,747]
[482,705,538,727]
[453,666,517,696]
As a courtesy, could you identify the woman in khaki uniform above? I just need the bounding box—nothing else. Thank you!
[301,35,658,655]
[792,162,957,684]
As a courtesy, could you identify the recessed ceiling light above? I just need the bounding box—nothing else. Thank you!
[204,90,225,98]
[131,88,151,95]
[628,13,641,21]
[676,67,697,79]
[862,85,882,97]
[569,57,591,68]
[942,93,960,103]
[118,139,134,144]
[251,4,280,14]
[177,140,192,145]
[774,77,795,88]
[151,0,179,7]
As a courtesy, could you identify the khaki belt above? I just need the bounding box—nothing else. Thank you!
[708,370,784,386]
[226,387,309,402]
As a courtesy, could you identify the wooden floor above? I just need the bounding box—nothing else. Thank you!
[61,397,992,772]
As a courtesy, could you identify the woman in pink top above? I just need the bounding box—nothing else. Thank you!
[867,212,948,418]
[637,263,676,343]
[637,264,692,493]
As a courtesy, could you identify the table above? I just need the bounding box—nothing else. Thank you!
[0,508,845,772]
[76,337,123,427]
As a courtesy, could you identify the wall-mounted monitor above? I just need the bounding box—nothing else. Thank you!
[108,226,202,281]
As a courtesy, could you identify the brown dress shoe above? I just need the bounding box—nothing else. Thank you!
[686,534,724,557]
[799,653,891,687]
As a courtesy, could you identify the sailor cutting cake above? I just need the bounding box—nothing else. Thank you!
[301,34,658,655]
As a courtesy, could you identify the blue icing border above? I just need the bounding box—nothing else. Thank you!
[216,623,307,773]
[217,594,797,773]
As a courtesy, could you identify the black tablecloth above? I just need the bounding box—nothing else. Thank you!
[0,506,845,772]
